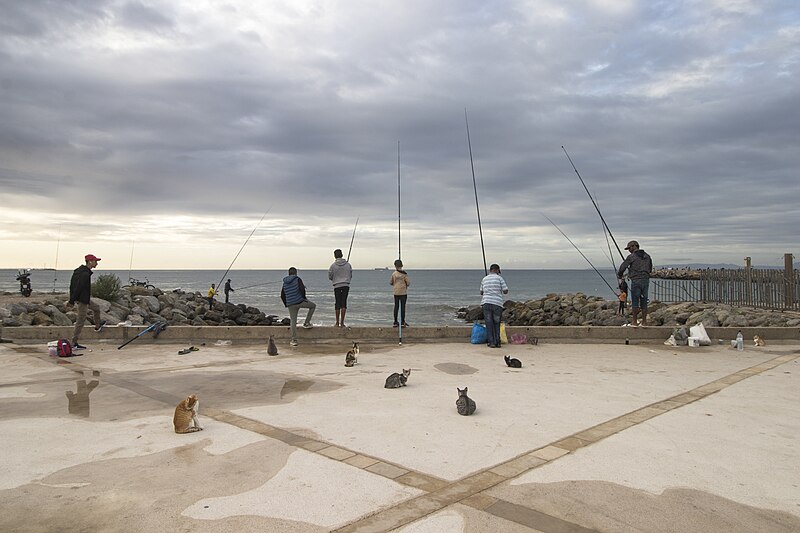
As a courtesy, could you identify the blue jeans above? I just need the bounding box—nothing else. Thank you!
[482,303,503,347]
[630,279,649,310]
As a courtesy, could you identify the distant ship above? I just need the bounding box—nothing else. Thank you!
[374,267,390,271]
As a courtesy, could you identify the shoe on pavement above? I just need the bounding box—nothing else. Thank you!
[72,343,87,351]
[302,323,313,329]
[290,340,298,347]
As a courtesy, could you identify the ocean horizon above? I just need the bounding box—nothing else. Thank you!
[2,268,620,326]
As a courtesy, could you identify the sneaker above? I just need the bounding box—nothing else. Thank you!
[402,322,409,327]
[94,320,107,332]
[393,322,399,327]
[72,343,87,351]
[290,340,298,347]
[302,323,313,329]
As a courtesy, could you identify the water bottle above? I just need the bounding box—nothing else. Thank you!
[736,330,744,351]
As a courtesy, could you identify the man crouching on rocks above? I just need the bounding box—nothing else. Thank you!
[66,254,106,351]
[617,240,653,327]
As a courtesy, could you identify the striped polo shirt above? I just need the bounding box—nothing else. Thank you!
[480,273,508,306]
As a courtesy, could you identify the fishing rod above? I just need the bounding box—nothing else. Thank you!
[346,216,359,262]
[215,206,272,293]
[543,214,618,296]
[52,224,61,293]
[561,146,626,261]
[465,109,487,275]
[397,141,403,345]
[127,241,135,284]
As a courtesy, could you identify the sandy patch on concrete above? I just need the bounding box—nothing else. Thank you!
[183,449,422,528]
[0,415,265,490]
[507,363,800,517]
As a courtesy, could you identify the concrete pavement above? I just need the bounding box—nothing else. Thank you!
[1,335,798,532]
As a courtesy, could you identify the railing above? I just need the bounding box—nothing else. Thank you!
[651,267,799,310]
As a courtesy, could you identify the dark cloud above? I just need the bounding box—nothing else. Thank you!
[0,1,798,268]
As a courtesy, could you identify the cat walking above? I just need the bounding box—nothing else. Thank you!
[456,387,477,416]
[344,342,359,367]
[173,394,203,433]
[384,368,411,388]
[504,355,522,368]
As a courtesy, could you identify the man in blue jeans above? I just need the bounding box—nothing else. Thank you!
[617,240,653,327]
[480,263,509,348]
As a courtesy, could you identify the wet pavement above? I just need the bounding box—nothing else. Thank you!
[1,338,799,532]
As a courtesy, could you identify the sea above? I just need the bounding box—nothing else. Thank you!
[2,268,619,327]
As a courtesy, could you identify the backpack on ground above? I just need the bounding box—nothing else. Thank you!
[57,339,73,357]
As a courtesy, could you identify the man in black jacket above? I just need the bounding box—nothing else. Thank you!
[67,254,106,350]
[617,240,653,327]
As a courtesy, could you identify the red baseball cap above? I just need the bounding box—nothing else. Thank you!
[85,254,101,262]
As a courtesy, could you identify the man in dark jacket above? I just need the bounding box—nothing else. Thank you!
[617,240,653,327]
[280,267,316,347]
[67,254,106,350]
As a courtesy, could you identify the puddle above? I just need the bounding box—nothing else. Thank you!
[434,363,478,375]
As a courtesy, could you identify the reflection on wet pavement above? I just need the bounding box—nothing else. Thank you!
[435,362,479,375]
[65,371,100,417]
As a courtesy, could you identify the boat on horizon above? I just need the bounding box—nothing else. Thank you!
[373,267,390,271]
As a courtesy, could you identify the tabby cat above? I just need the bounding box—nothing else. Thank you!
[173,394,203,433]
[384,368,411,388]
[344,342,359,367]
[504,355,522,368]
[456,387,477,416]
[267,335,279,356]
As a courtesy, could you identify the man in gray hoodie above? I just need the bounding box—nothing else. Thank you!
[328,249,353,327]
[617,240,653,327]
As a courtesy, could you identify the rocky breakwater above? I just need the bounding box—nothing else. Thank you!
[0,287,288,328]
[459,293,800,327]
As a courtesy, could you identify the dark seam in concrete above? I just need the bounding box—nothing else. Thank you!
[485,499,601,533]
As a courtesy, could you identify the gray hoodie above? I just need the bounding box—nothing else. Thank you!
[328,258,353,288]
[617,249,653,281]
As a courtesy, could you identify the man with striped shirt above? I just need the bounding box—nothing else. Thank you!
[480,263,509,348]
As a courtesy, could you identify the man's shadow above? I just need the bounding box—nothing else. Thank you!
[66,370,100,417]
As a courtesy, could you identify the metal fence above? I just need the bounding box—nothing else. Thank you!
[651,267,800,310]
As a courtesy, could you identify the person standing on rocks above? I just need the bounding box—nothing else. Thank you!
[207,283,218,309]
[66,254,106,351]
[224,279,234,304]
[617,240,653,327]
[328,249,352,327]
[480,263,508,348]
[281,267,316,347]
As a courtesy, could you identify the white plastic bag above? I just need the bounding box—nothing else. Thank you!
[689,323,712,346]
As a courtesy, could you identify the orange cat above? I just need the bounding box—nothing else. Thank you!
[173,394,203,433]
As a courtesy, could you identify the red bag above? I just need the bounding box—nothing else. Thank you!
[57,339,73,357]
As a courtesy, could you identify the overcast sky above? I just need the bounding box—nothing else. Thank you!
[1,0,798,271]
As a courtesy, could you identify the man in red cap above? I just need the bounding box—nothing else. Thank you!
[66,254,106,350]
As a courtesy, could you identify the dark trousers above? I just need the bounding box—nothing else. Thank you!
[482,303,503,347]
[393,295,407,324]
[334,286,349,310]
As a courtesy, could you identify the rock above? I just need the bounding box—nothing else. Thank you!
[42,305,73,326]
[133,295,160,313]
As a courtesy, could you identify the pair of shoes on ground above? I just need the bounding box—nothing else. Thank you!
[94,320,107,332]
[487,343,501,348]
[177,346,200,355]
[290,340,299,347]
[392,322,410,327]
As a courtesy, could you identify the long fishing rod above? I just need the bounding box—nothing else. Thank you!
[346,216,359,262]
[52,224,61,293]
[465,109,487,275]
[561,146,626,261]
[215,206,272,292]
[543,214,618,296]
[127,241,135,283]
[397,140,401,261]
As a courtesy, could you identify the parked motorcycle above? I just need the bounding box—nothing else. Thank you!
[16,269,32,297]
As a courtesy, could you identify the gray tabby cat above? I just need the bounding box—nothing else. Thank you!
[384,368,411,388]
[456,387,476,416]
[344,342,359,367]
[267,335,278,356]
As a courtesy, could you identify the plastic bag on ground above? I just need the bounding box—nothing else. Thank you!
[470,322,487,344]
[689,323,712,346]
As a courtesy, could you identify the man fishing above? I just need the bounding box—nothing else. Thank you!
[224,279,234,304]
[617,240,653,327]
[328,249,353,327]
[480,263,509,348]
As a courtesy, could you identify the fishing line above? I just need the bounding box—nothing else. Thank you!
[465,109,488,275]
[215,206,272,292]
[236,280,282,291]
[561,146,626,261]
[543,214,618,296]
[347,216,359,262]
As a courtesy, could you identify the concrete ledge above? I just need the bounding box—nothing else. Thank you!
[3,325,799,345]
